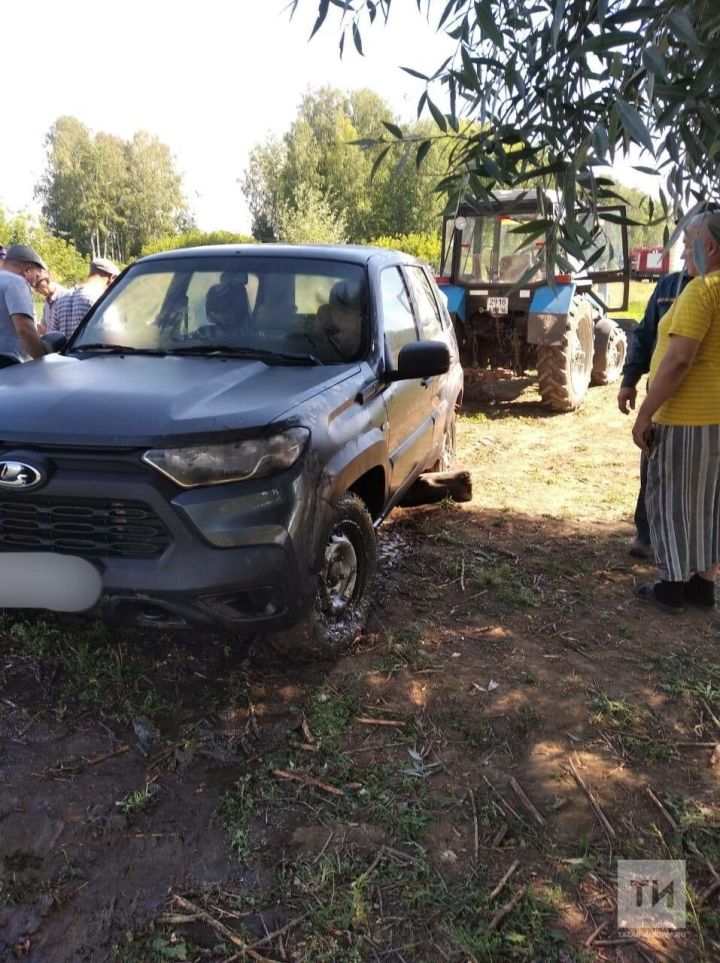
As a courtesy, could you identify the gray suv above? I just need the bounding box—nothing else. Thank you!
[0,245,463,651]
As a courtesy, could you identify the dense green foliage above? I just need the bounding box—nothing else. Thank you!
[140,230,255,256]
[294,0,720,270]
[241,87,448,243]
[277,185,349,244]
[369,232,441,268]
[36,116,192,262]
[0,206,88,284]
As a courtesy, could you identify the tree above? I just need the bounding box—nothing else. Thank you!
[241,87,448,243]
[291,0,720,270]
[0,206,88,284]
[36,117,192,261]
[140,230,255,256]
[277,185,348,244]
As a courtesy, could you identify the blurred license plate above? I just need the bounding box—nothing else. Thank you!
[487,297,509,315]
[0,553,102,611]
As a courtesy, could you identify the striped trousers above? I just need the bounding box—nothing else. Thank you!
[646,424,720,581]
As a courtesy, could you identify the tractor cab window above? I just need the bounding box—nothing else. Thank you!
[580,214,626,274]
[457,215,544,284]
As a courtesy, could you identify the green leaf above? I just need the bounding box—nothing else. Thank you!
[382,121,404,140]
[642,44,668,80]
[438,0,459,29]
[416,140,432,168]
[352,22,364,55]
[309,0,330,40]
[474,0,504,48]
[551,0,564,50]
[614,99,656,155]
[666,8,700,48]
[401,65,430,81]
[426,96,448,132]
[577,30,640,55]
[370,145,391,180]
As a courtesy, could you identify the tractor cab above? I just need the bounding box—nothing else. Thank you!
[436,191,633,411]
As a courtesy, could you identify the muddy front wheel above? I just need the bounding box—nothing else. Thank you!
[266,493,377,660]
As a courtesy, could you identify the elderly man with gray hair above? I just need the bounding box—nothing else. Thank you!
[0,244,52,367]
[632,207,720,614]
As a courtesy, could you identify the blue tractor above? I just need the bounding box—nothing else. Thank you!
[436,191,632,411]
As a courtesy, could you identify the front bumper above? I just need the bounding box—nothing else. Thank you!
[0,447,320,632]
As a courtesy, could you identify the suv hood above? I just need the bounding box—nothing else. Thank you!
[0,354,360,446]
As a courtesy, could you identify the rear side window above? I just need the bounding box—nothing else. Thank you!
[404,266,444,340]
[380,267,418,365]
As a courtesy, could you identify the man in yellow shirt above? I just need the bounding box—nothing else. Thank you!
[632,209,720,613]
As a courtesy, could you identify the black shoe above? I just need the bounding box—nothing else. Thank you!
[636,581,685,615]
[684,574,716,610]
[629,538,652,559]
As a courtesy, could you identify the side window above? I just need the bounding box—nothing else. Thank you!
[405,266,444,340]
[380,267,418,365]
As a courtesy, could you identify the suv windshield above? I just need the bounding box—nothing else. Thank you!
[71,255,369,364]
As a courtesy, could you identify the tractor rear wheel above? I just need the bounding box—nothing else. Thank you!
[537,297,594,411]
[591,319,627,386]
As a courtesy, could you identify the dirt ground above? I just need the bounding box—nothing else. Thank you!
[1,373,718,963]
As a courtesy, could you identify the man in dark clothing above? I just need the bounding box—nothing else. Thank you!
[617,271,692,556]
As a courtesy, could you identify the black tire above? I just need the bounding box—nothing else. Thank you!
[266,492,377,660]
[432,412,457,472]
[537,296,594,411]
[590,319,627,386]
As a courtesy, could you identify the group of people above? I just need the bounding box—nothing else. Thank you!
[0,242,118,368]
[619,208,720,615]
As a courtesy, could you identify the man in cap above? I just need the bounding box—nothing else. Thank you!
[0,244,51,367]
[50,256,119,338]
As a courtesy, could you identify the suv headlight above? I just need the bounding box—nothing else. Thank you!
[142,427,309,488]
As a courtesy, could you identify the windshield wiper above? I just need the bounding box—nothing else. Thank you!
[166,345,323,365]
[68,343,167,355]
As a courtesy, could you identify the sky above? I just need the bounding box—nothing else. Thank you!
[2,0,659,234]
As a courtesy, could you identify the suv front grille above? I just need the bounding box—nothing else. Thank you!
[0,497,172,559]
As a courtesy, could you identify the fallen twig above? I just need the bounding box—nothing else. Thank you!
[698,878,720,906]
[482,775,523,823]
[356,717,406,728]
[272,768,344,796]
[460,557,466,592]
[288,740,320,753]
[487,885,527,932]
[568,756,616,838]
[489,859,520,900]
[700,698,720,734]
[17,711,42,737]
[468,789,479,863]
[352,846,387,888]
[594,938,637,947]
[87,744,130,767]
[645,787,678,832]
[172,895,281,963]
[509,777,545,827]
[249,911,311,950]
[312,831,334,864]
[491,823,508,848]
[584,921,607,947]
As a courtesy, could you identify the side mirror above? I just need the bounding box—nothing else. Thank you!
[386,340,450,382]
[41,331,67,353]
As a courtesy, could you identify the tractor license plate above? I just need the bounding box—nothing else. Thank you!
[487,297,509,315]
